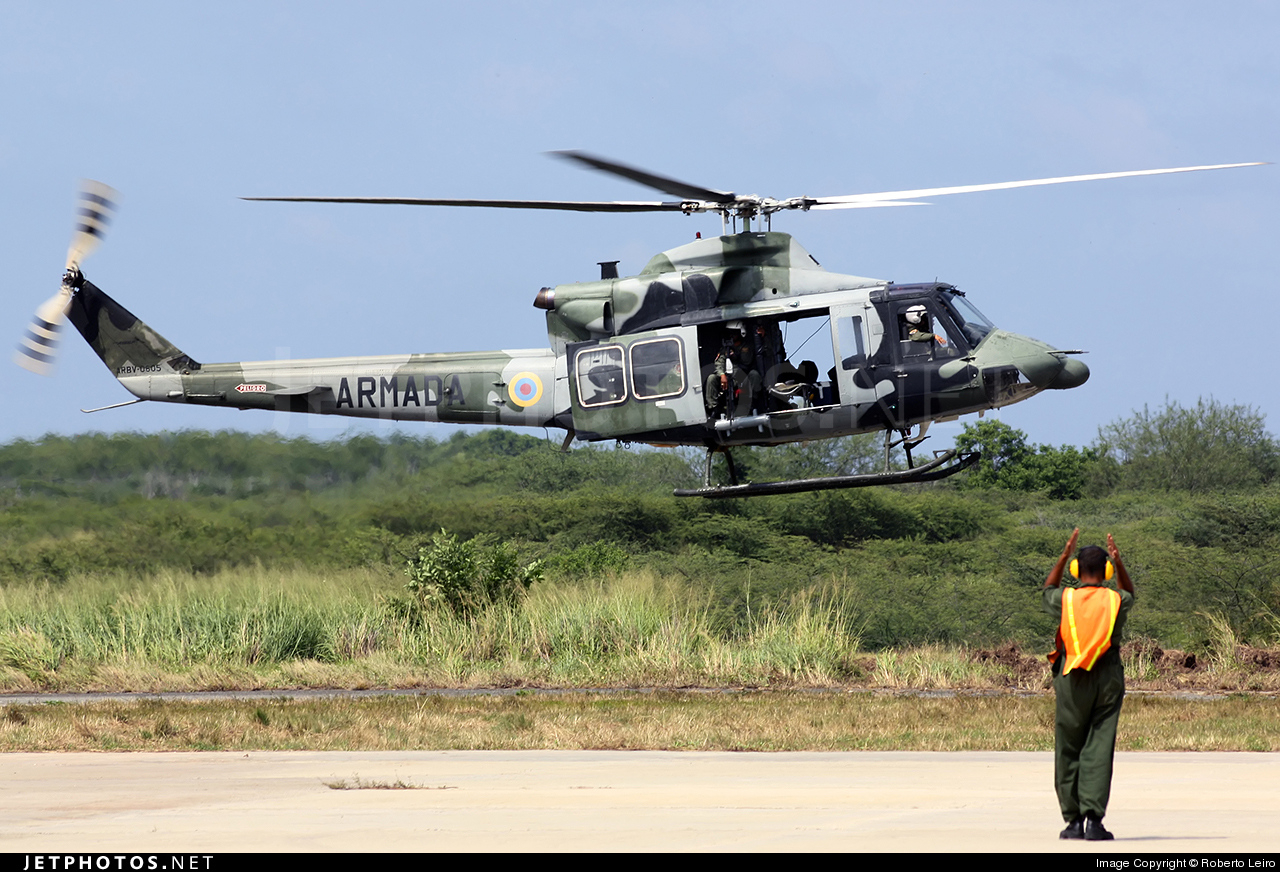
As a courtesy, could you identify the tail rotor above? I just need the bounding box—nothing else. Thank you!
[15,180,120,375]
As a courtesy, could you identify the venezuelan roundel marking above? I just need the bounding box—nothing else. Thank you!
[508,372,543,408]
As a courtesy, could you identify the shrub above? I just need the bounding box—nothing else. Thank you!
[405,530,543,615]
[954,420,1096,499]
[544,541,629,581]
[1095,397,1279,492]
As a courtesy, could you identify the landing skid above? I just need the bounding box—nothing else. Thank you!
[673,449,980,498]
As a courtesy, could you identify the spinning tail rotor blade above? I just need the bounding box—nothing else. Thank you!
[16,180,119,375]
[65,179,119,271]
[15,284,74,375]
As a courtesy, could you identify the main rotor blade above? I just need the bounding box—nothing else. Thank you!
[242,196,691,213]
[550,150,737,204]
[810,162,1268,207]
[807,201,928,211]
[66,179,119,271]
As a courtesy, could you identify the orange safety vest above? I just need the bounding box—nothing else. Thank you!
[1052,586,1122,674]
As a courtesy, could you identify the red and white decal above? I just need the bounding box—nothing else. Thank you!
[235,383,268,393]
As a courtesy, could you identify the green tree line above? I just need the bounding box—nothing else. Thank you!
[955,397,1278,498]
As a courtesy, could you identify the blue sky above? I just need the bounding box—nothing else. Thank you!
[3,1,1276,450]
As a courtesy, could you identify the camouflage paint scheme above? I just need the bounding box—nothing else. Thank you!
[542,232,1086,445]
[66,230,1087,448]
[68,277,561,428]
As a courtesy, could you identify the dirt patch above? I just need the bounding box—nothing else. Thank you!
[1158,649,1198,670]
[972,642,1045,685]
[966,639,1280,692]
[853,656,878,679]
[1128,637,1198,672]
[1235,645,1280,669]
[1125,638,1280,691]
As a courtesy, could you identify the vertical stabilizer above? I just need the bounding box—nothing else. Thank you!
[65,275,199,378]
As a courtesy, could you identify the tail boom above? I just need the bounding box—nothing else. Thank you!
[66,276,564,428]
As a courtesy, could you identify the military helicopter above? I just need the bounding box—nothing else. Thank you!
[16,154,1263,497]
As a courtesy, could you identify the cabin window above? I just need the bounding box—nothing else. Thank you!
[629,337,685,401]
[575,345,628,407]
[837,315,867,369]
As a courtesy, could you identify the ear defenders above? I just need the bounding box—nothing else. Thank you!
[1070,558,1114,581]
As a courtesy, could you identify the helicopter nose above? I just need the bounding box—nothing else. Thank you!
[993,334,1088,390]
[1047,356,1089,390]
[1018,349,1088,390]
[973,331,1090,396]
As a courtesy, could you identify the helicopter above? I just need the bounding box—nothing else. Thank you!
[16,153,1264,497]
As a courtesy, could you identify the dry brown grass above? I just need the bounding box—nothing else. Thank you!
[1,691,1275,753]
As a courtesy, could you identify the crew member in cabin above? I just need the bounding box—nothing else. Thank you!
[705,322,761,418]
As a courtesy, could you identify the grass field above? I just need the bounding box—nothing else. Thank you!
[2,564,1276,756]
[2,691,1276,752]
[3,566,1277,695]
[3,430,1278,757]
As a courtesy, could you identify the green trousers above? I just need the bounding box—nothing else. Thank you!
[1053,661,1125,821]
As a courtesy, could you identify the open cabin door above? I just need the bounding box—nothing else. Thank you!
[567,325,704,439]
[831,302,893,415]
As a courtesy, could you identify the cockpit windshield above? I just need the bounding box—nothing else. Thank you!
[943,291,995,347]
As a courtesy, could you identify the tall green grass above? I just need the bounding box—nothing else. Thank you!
[3,564,1273,693]
[0,567,865,690]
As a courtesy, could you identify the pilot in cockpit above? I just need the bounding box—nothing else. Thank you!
[904,304,948,347]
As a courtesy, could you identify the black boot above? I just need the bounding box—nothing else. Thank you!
[1084,815,1114,841]
[1059,818,1084,840]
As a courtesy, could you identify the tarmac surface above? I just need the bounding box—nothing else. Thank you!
[3,751,1279,852]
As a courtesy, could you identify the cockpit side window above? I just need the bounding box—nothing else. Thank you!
[929,310,967,357]
[895,301,968,359]
[944,293,995,347]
